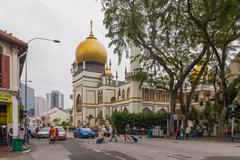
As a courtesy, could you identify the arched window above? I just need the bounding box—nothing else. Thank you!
[142,107,152,113]
[122,89,125,100]
[123,107,129,113]
[76,94,82,112]
[111,96,116,103]
[157,108,167,114]
[127,88,130,99]
[118,89,121,100]
[0,46,3,87]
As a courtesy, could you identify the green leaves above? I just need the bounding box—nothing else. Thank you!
[110,111,167,134]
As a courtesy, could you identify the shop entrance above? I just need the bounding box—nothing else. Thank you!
[0,104,8,145]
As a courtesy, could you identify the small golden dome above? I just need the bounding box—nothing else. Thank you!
[75,21,107,64]
[103,67,112,77]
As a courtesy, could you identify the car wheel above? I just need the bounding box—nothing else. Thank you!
[92,136,95,139]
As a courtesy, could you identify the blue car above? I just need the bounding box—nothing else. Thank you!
[74,128,96,138]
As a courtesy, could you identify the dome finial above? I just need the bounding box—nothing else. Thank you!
[90,20,93,36]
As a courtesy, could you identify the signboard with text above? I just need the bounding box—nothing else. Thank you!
[0,93,12,103]
[173,114,185,120]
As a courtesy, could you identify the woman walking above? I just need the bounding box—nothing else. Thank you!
[55,128,59,144]
[124,124,132,142]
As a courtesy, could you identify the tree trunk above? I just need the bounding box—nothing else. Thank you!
[169,91,177,136]
[217,107,228,136]
[217,64,227,136]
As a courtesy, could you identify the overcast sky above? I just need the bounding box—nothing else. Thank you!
[0,0,129,109]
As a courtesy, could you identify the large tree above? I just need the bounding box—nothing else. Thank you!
[187,0,240,135]
[102,0,208,135]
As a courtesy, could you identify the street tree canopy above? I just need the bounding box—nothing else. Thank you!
[102,0,209,134]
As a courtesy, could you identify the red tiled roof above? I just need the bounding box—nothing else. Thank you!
[0,29,28,52]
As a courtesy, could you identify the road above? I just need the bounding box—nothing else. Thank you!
[2,135,240,160]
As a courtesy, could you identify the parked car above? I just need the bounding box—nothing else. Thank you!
[28,126,37,138]
[54,126,67,140]
[36,127,50,139]
[74,128,95,138]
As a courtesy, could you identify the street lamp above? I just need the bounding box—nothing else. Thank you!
[20,37,60,142]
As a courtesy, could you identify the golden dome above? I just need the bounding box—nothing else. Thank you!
[75,21,107,64]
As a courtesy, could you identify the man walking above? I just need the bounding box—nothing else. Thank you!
[109,125,117,142]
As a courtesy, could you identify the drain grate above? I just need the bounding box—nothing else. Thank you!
[172,141,180,143]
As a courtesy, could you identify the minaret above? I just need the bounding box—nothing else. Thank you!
[128,45,142,113]
[130,46,141,73]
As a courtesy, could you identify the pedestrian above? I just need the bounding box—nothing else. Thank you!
[49,126,55,144]
[185,126,191,140]
[35,126,40,135]
[96,126,105,144]
[109,125,117,143]
[18,128,25,145]
[8,128,13,148]
[0,126,3,144]
[55,128,59,144]
[180,126,185,140]
[2,128,7,145]
[124,124,132,142]
[175,126,180,140]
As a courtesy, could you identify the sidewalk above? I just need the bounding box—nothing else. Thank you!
[0,143,32,159]
[0,146,17,159]
[144,135,240,144]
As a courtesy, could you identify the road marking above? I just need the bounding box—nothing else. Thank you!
[92,148,101,152]
[167,154,184,160]
[104,152,111,156]
[167,154,191,160]
[115,156,127,160]
[148,150,157,153]
[22,149,31,153]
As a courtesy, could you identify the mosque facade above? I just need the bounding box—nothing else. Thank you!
[71,23,214,127]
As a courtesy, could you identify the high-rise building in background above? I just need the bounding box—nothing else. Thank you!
[20,83,35,116]
[35,96,48,117]
[46,90,64,109]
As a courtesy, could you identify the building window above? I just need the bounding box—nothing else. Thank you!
[0,46,2,87]
[111,96,116,103]
[98,90,103,104]
[127,88,130,99]
[166,91,170,102]
[142,107,152,113]
[123,107,129,113]
[118,89,121,100]
[0,47,10,89]
[76,94,82,112]
[122,89,125,100]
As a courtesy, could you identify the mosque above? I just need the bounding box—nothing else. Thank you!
[71,22,172,127]
[71,22,213,127]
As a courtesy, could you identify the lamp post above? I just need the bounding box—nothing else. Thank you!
[21,37,60,142]
[228,102,238,141]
